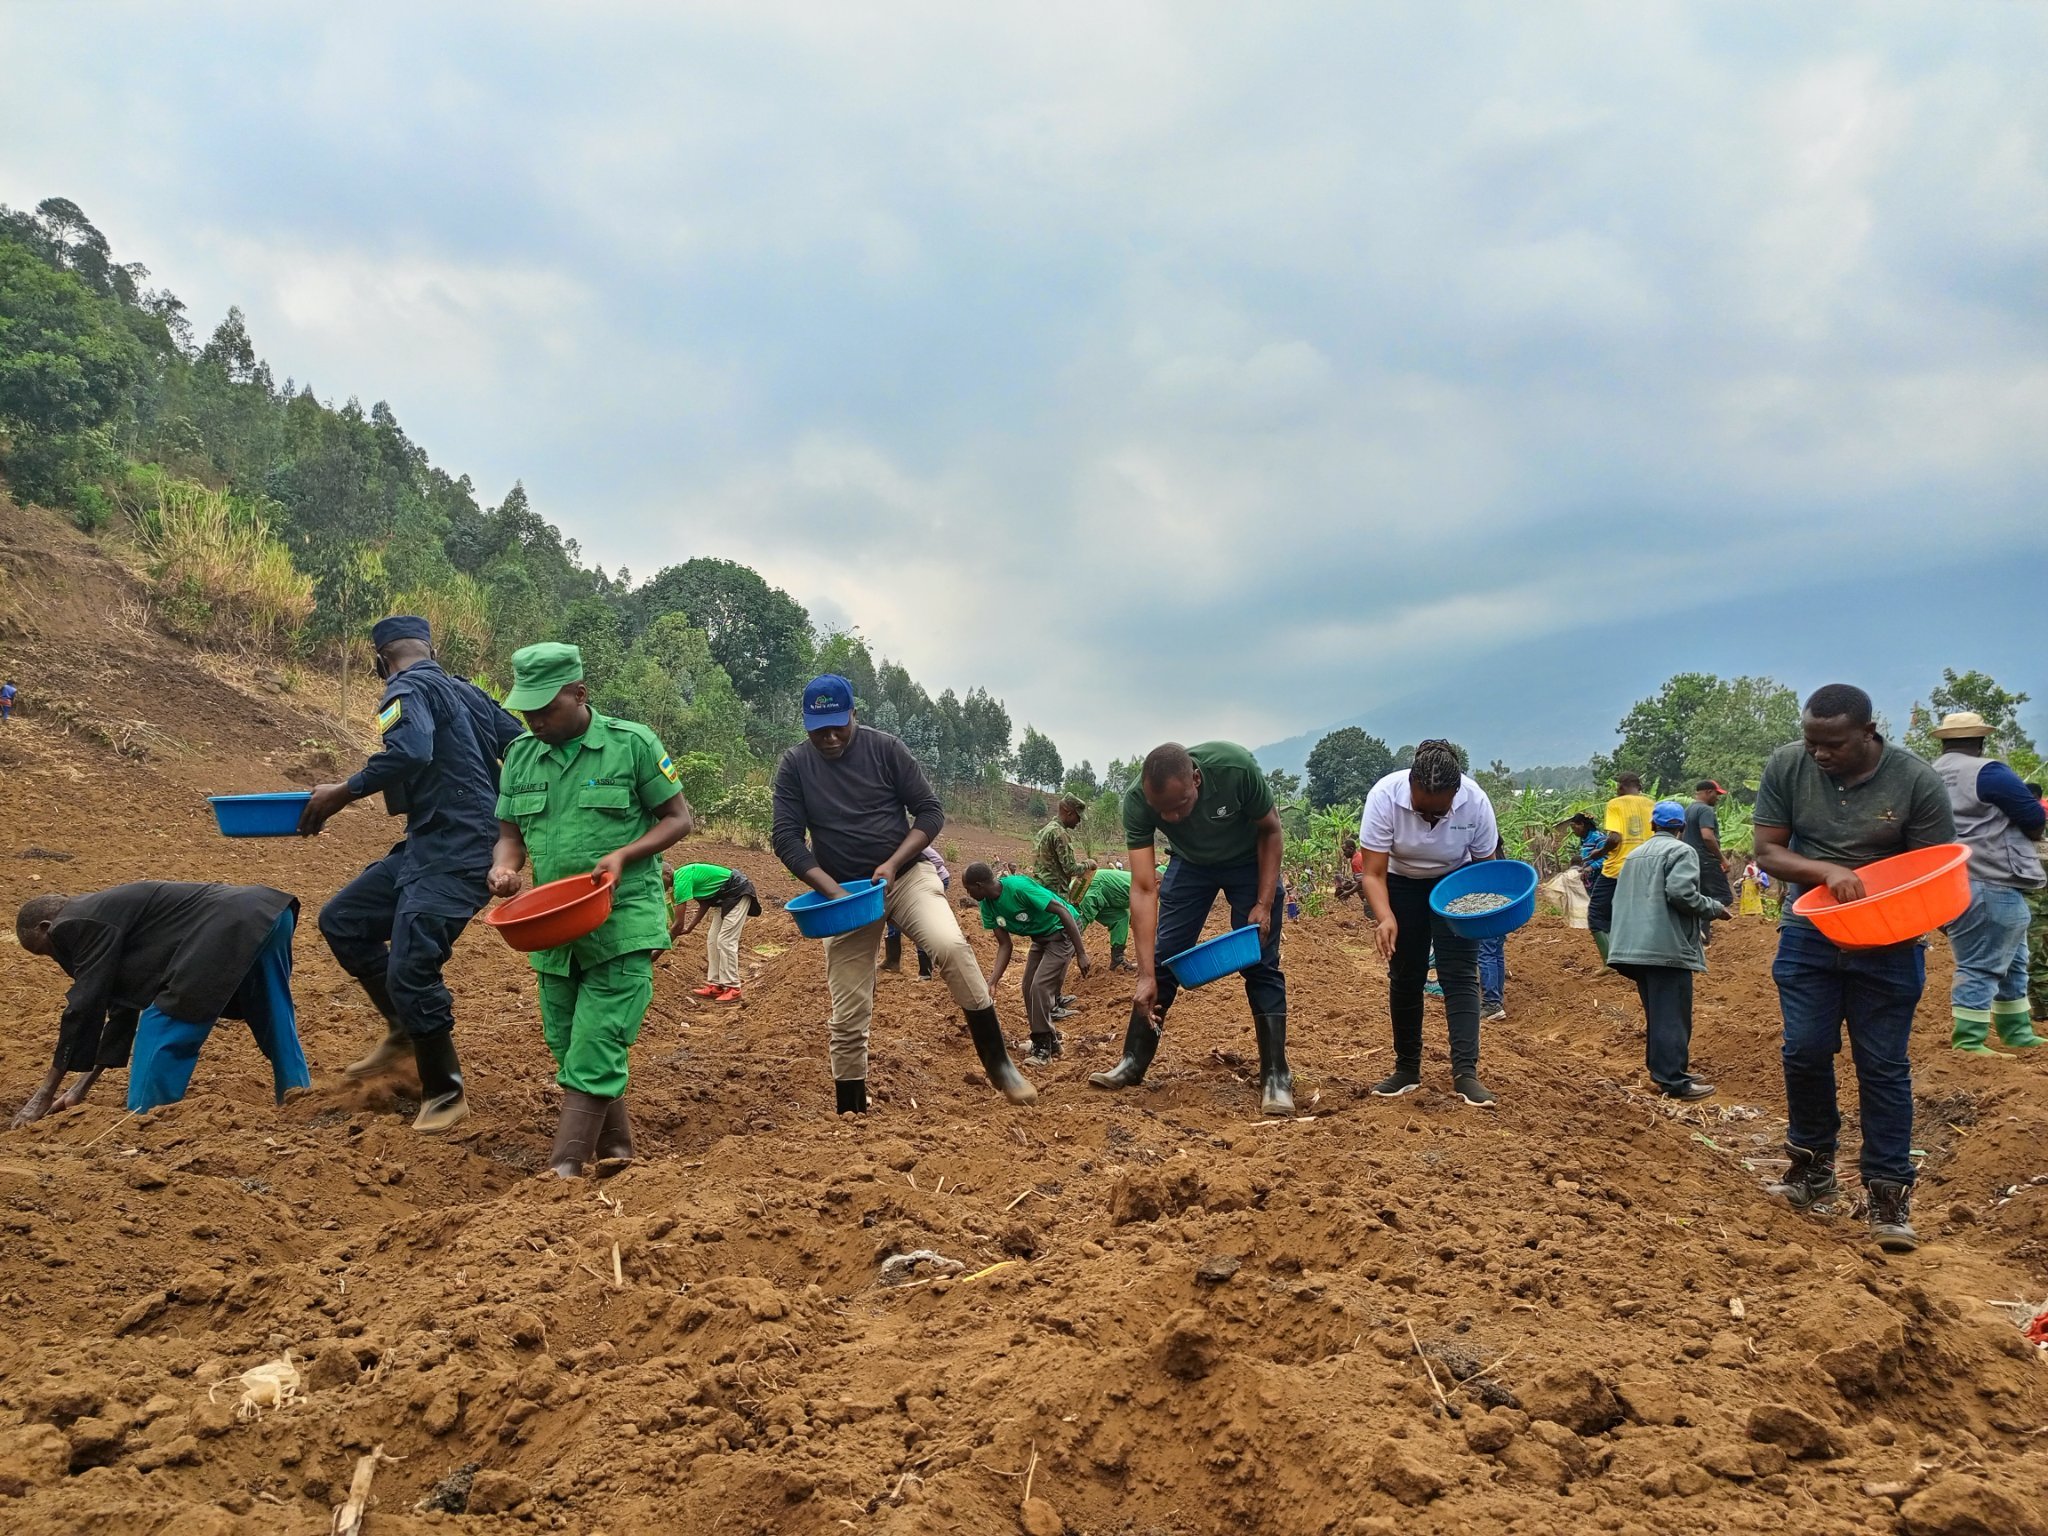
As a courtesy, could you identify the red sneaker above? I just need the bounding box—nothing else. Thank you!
[691,983,723,998]
[712,986,743,1004]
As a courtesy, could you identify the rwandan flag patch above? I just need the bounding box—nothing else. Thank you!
[659,754,679,782]
[378,700,403,733]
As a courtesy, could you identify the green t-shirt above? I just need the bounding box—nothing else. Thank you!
[978,874,1077,939]
[1752,739,1955,928]
[1075,868,1131,926]
[1121,741,1274,867]
[672,863,734,903]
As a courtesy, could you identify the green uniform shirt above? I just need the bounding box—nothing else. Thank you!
[1075,868,1131,927]
[496,710,682,975]
[672,862,735,903]
[1752,739,1955,930]
[1121,741,1274,866]
[979,874,1078,939]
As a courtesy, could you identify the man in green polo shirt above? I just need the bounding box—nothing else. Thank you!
[1089,740,1292,1114]
[1074,866,1133,971]
[489,642,695,1178]
[963,863,1091,1065]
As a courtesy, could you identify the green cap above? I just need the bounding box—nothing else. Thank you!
[504,642,584,712]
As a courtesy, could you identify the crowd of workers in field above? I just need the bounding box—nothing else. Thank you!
[9,616,2047,1256]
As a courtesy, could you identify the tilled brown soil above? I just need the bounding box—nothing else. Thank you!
[3,501,2047,1535]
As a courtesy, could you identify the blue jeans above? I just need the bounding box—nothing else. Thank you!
[1945,880,2032,1011]
[1771,922,1924,1185]
[129,909,311,1111]
[1479,937,1506,1012]
[1153,858,1286,1023]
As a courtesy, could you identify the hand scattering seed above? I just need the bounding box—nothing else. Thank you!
[1445,893,1512,915]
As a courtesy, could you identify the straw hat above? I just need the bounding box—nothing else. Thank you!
[1931,711,1992,740]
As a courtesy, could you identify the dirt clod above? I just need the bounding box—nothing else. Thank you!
[1899,1475,2048,1536]
[1746,1403,1840,1459]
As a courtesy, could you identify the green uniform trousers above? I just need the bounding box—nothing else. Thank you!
[1096,910,1130,946]
[2029,886,2048,1021]
[537,950,655,1097]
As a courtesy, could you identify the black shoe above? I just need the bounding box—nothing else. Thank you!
[1056,994,1076,1009]
[1049,1005,1077,1023]
[1866,1179,1918,1253]
[1370,1066,1422,1098]
[1025,1031,1063,1067]
[1661,1080,1717,1101]
[1089,1009,1160,1091]
[548,1090,610,1178]
[1454,1073,1496,1109]
[1254,1013,1294,1116]
[835,1078,868,1115]
[1766,1143,1839,1211]
[964,1008,1038,1104]
[410,1029,470,1134]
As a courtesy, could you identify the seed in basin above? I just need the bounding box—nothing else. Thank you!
[1445,892,1513,916]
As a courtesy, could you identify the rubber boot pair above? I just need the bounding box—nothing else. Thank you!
[965,1007,1037,1104]
[1089,1005,1161,1091]
[548,1090,634,1177]
[1991,1001,2044,1049]
[1950,1009,2000,1056]
[411,1030,471,1134]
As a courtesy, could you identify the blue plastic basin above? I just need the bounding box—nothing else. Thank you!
[787,878,887,938]
[208,792,312,838]
[1160,925,1264,989]
[1428,860,1539,939]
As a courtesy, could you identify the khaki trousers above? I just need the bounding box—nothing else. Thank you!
[822,860,991,1081]
[705,903,748,987]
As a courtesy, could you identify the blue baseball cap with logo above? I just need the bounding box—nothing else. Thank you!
[802,674,856,731]
[1651,799,1687,830]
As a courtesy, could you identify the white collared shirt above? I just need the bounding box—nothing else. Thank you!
[1360,770,1499,878]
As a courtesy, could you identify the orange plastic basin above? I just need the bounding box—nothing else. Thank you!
[482,872,614,953]
[1791,843,1970,949]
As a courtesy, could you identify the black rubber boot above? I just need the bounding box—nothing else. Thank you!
[548,1090,610,1178]
[1254,1014,1294,1117]
[881,931,903,972]
[1110,945,1130,972]
[964,1008,1038,1104]
[343,971,413,1078]
[917,949,933,979]
[835,1079,868,1115]
[1866,1179,1918,1253]
[1088,1007,1160,1090]
[595,1097,635,1176]
[1766,1143,1840,1211]
[410,1030,470,1134]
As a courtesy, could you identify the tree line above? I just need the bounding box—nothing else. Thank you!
[0,195,1082,812]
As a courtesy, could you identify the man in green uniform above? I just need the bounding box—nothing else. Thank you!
[488,643,695,1177]
[963,863,1092,1065]
[1033,795,1094,900]
[1090,741,1291,1114]
[1073,866,1133,971]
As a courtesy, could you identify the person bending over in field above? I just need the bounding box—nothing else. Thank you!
[12,882,310,1126]
[1089,741,1292,1115]
[963,863,1091,1066]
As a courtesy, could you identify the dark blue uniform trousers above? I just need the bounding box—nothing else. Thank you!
[1153,858,1288,1023]
[130,909,311,1111]
[318,849,485,1039]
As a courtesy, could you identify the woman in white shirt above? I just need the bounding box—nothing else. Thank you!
[1357,740,1502,1108]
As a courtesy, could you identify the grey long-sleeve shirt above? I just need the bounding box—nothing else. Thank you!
[771,726,945,884]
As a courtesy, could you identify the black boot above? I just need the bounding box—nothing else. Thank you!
[1254,1014,1294,1116]
[964,1008,1038,1104]
[410,1030,470,1134]
[1088,1007,1160,1091]
[835,1078,868,1115]
[343,971,413,1078]
[1866,1180,1918,1253]
[1766,1143,1840,1211]
[881,931,903,972]
[1110,945,1130,972]
[548,1090,610,1178]
[595,1097,635,1176]
[917,949,933,980]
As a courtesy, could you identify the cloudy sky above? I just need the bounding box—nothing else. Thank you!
[7,2,2045,771]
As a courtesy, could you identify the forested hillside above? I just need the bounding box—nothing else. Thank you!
[0,196,1048,814]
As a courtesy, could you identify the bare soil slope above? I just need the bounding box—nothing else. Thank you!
[2,500,2046,1536]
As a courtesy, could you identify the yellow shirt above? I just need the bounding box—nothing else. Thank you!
[1604,794,1655,878]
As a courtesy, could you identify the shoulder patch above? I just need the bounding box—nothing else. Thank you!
[378,700,403,733]
[659,754,679,783]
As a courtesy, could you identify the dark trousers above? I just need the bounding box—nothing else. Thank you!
[1616,963,1696,1091]
[1387,872,1481,1074]
[130,909,310,1111]
[318,849,485,1039]
[1772,922,1924,1185]
[1587,874,1618,934]
[1154,858,1286,1024]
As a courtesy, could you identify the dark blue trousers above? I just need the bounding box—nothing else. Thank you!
[1154,858,1287,1022]
[1772,922,1924,1185]
[130,909,310,1111]
[318,849,486,1039]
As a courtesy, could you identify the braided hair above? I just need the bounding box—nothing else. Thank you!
[1409,739,1464,795]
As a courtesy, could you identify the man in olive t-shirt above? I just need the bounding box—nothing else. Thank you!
[1089,740,1291,1114]
[1751,682,1954,1255]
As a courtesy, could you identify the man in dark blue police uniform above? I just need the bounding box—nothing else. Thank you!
[298,615,524,1133]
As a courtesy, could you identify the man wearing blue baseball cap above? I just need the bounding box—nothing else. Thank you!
[297,615,525,1134]
[772,674,1035,1113]
[1608,798,1731,1104]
